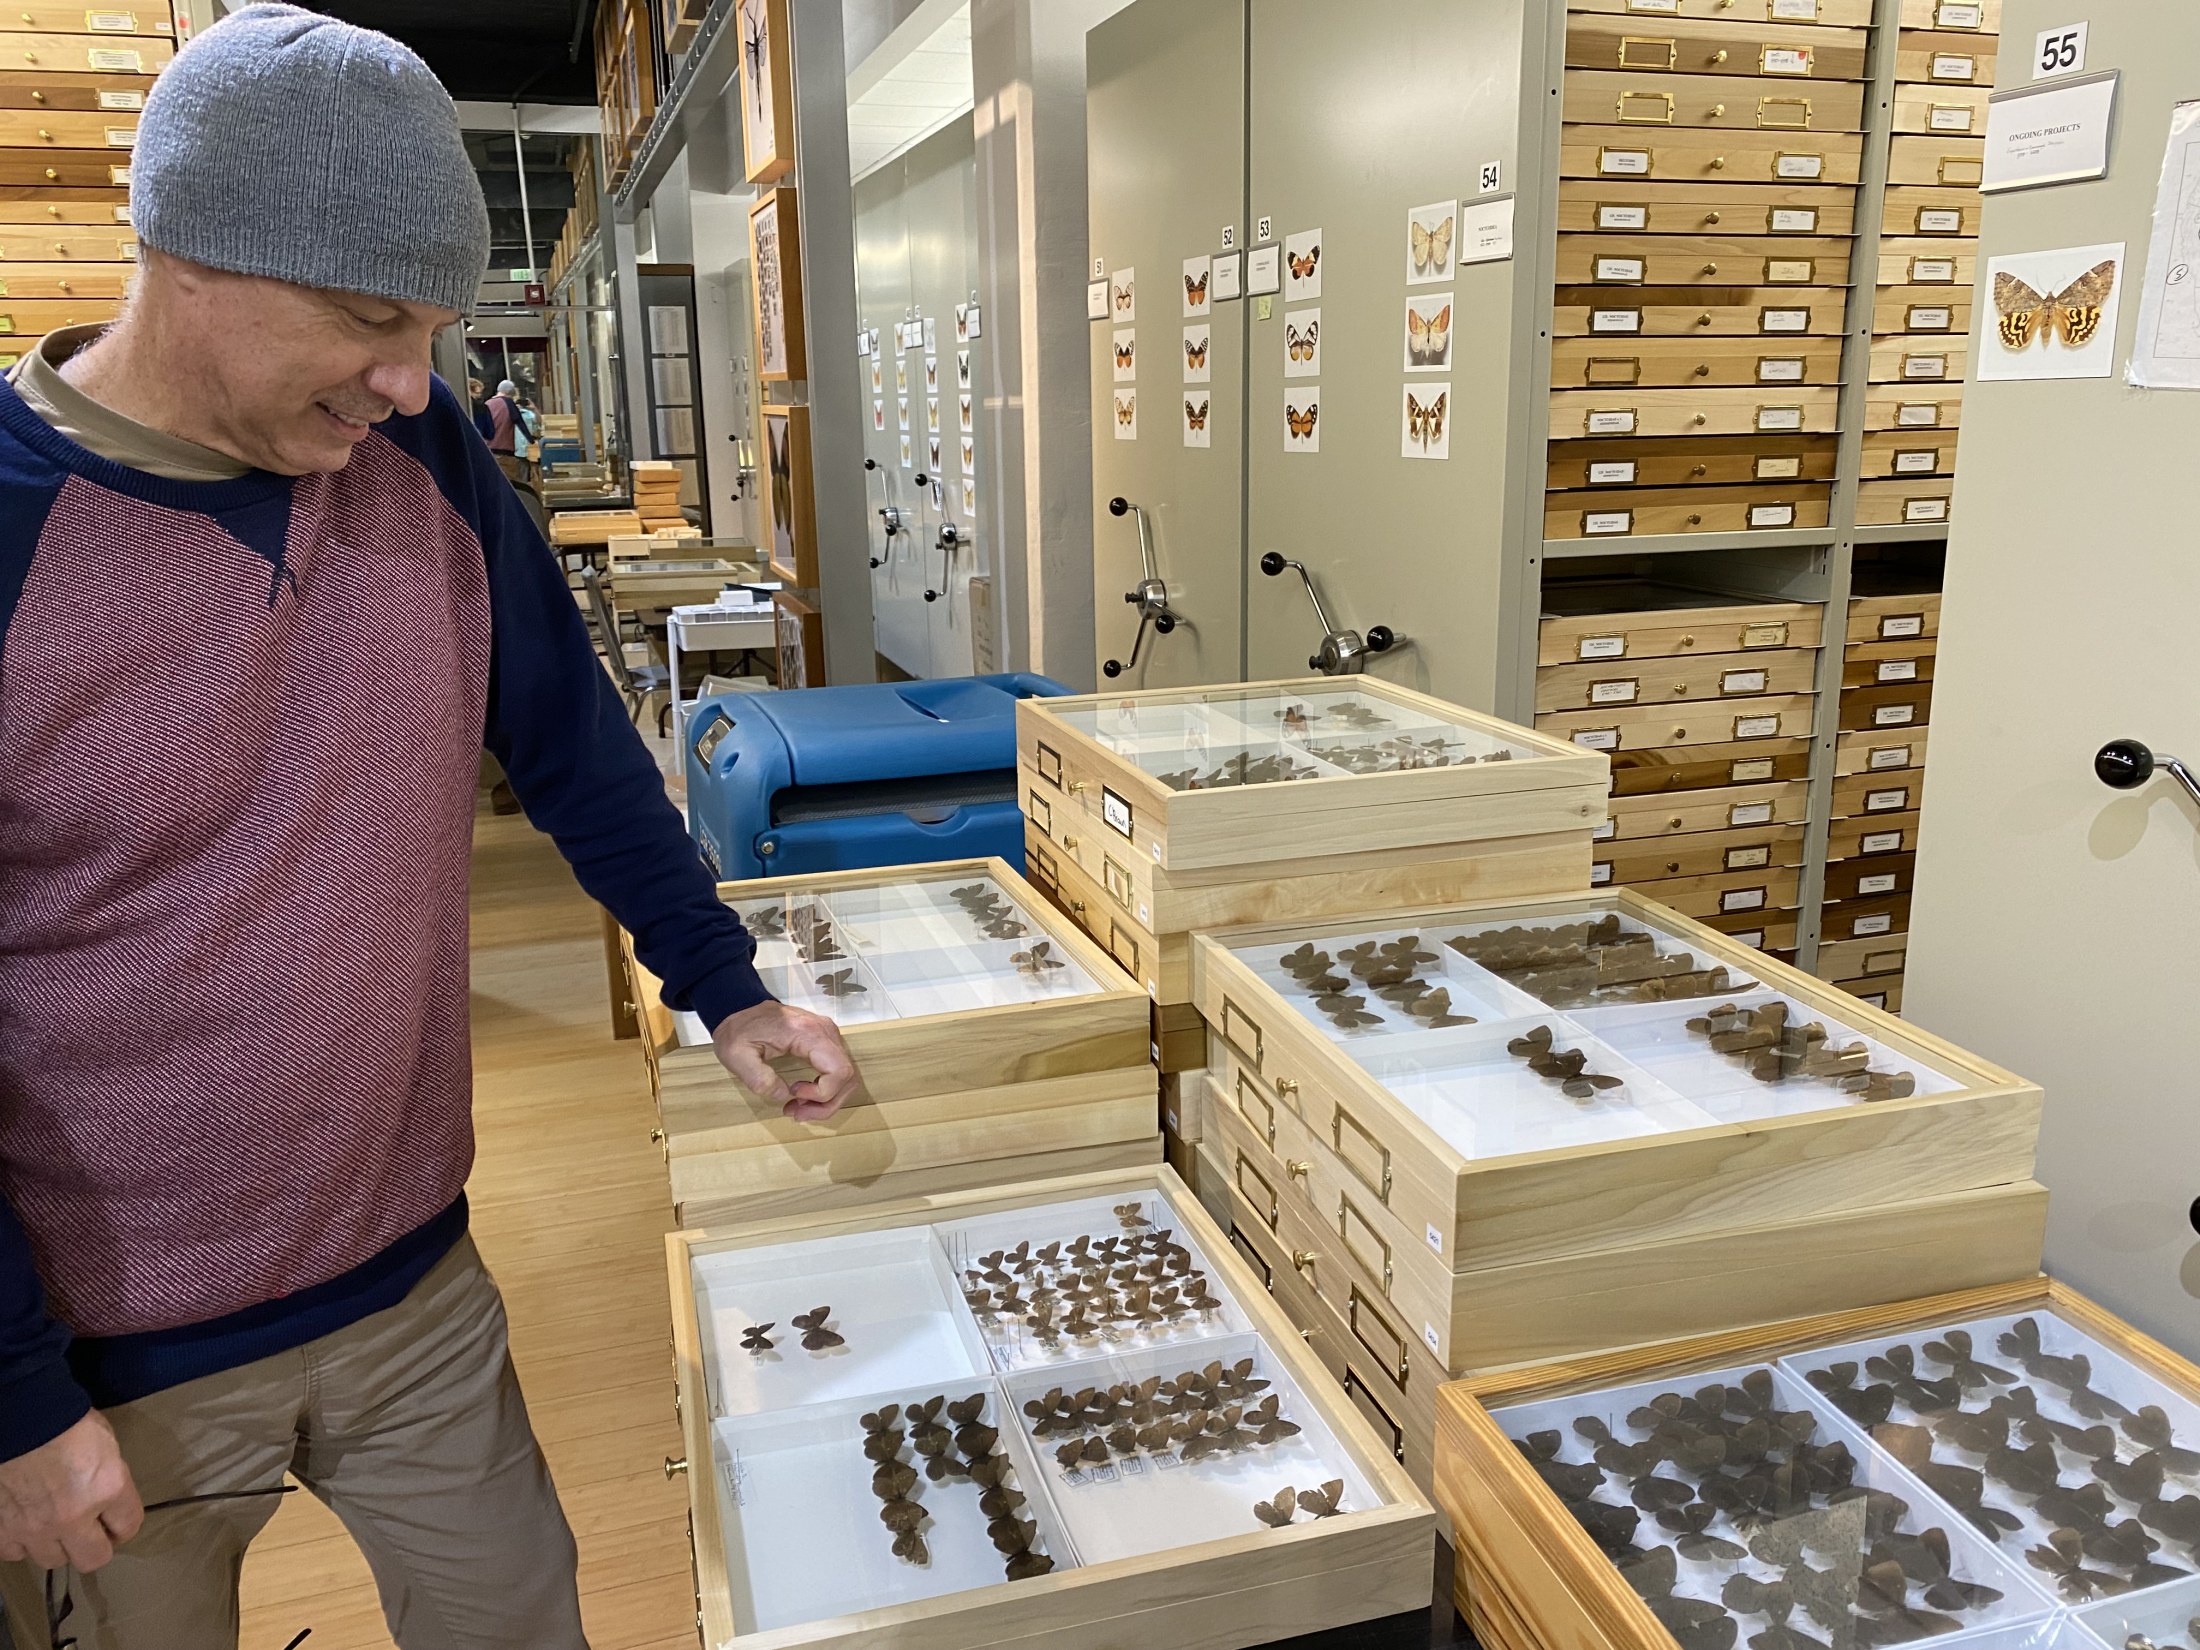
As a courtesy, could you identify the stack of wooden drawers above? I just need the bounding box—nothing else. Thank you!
[1545,0,1868,543]
[1536,580,1824,963]
[1185,888,2044,1499]
[1015,680,1610,1078]
[629,458,686,531]
[0,4,163,370]
[593,0,656,184]
[1861,0,1998,527]
[1820,577,1938,1011]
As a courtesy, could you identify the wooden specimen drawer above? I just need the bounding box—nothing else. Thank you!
[1852,977,1904,1013]
[1548,384,1838,440]
[1552,335,1843,389]
[1543,483,1830,540]
[1697,904,1800,952]
[0,148,130,185]
[1849,587,1941,641]
[0,293,112,332]
[1609,736,1812,794]
[669,1167,1437,1650]
[1895,31,1998,86]
[1538,692,1814,754]
[1893,82,1990,136]
[0,105,130,145]
[1841,638,1937,689]
[1835,726,1929,775]
[0,7,169,33]
[1556,179,1856,236]
[1561,71,1866,132]
[1841,678,1933,732]
[1899,0,2002,30]
[0,224,130,259]
[1560,123,1864,184]
[1821,889,1912,942]
[1190,890,2041,1367]
[1871,283,1972,335]
[1539,592,1823,664]
[1829,809,1921,860]
[1860,428,1959,478]
[1866,336,1967,385]
[1593,822,1805,884]
[1546,432,1837,490]
[1617,863,1800,918]
[1858,475,1955,525]
[1554,284,1848,337]
[1865,386,1961,431]
[1538,647,1819,712]
[1888,132,1984,187]
[1875,235,1975,287]
[1556,233,1851,287]
[0,260,123,296]
[1833,769,1926,818]
[1882,184,1980,238]
[0,198,129,224]
[1824,849,1917,903]
[1601,779,1812,839]
[0,29,169,71]
[1566,0,1874,25]
[1564,14,1868,79]
[1819,930,1908,980]
[0,70,155,110]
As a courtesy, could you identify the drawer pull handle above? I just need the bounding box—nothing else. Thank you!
[1712,48,1728,63]
[1757,96,1812,130]
[1332,1103,1394,1202]
[649,1128,665,1144]
[1617,90,1674,124]
[1275,1077,1299,1097]
[1062,835,1080,849]
[1696,312,1713,326]
[664,1456,689,1480]
[1347,1283,1410,1387]
[1701,263,1718,275]
[1709,104,1726,118]
[1069,779,1088,795]
[1709,155,1727,170]
[1034,742,1063,786]
[1070,899,1087,916]
[1222,997,1265,1073]
[1693,364,1710,377]
[1287,1159,1311,1181]
[1703,212,1720,225]
[1617,35,1676,70]
[1237,1152,1280,1230]
[1692,413,1707,426]
[1291,1248,1319,1272]
[1235,1072,1277,1148]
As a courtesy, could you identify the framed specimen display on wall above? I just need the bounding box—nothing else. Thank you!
[762,403,818,587]
[750,186,806,383]
[736,0,794,186]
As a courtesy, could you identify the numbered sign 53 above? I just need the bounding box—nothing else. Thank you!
[2034,21,2086,79]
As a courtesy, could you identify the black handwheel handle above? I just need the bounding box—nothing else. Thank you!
[913,472,929,488]
[924,590,940,603]
[1308,655,1325,672]
[1109,497,1130,516]
[2096,739,2157,789]
[869,557,883,569]
[1260,551,1286,576]
[1103,659,1124,678]
[864,457,879,471]
[1367,625,1395,652]
[1154,614,1176,634]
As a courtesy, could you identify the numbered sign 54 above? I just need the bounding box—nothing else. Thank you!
[2034,21,2087,79]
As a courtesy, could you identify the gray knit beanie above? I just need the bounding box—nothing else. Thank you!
[133,3,491,314]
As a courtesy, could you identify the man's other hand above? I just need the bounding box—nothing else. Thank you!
[0,1410,144,1572]
[711,1000,860,1121]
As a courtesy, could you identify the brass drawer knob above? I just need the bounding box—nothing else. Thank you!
[649,1128,665,1143]
[36,129,50,142]
[1694,364,1711,376]
[1275,1077,1299,1097]
[1696,312,1713,326]
[1686,514,1702,526]
[58,281,70,293]
[1710,155,1727,169]
[1286,1159,1312,1181]
[1680,634,1696,645]
[1702,263,1719,275]
[664,1456,688,1480]
[1665,860,1681,874]
[1690,463,1706,476]
[1710,104,1726,117]
[1068,780,1088,794]
[1669,816,1685,829]
[1069,899,1087,916]
[30,90,43,103]
[1061,834,1080,849]
[1674,727,1690,739]
[1291,1249,1319,1272]
[1692,413,1708,425]
[42,168,56,180]
[1704,211,1721,225]
[1712,48,1728,62]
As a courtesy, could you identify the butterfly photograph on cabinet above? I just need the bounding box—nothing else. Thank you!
[956,349,971,389]
[1182,323,1210,384]
[1402,384,1450,460]
[926,396,940,433]
[1183,253,1212,317]
[961,436,976,474]
[1111,267,1136,321]
[959,394,973,433]
[1183,395,1211,450]
[1112,328,1136,383]
[1406,199,1457,285]
[1283,395,1320,454]
[1283,228,1322,300]
[1283,310,1320,378]
[1404,297,1453,371]
[1114,390,1138,440]
[924,358,938,393]
[928,436,942,473]
[1980,243,2123,382]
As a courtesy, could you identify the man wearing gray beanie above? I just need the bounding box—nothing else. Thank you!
[0,6,856,1648]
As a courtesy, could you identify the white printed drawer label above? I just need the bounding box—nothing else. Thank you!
[1593,818,1618,840]
[1757,406,1805,431]
[1862,829,1906,853]
[1918,208,1965,234]
[1592,308,1644,333]
[1584,510,1634,535]
[1878,659,1919,682]
[1589,460,1638,484]
[1587,409,1639,435]
[1750,503,1797,528]
[86,12,141,30]
[1722,669,1769,694]
[1591,679,1640,704]
[1758,357,1806,382]
[1859,872,1900,895]
[1101,788,1134,839]
[1931,53,1978,79]
[1573,728,1622,750]
[1911,258,1957,283]
[86,47,142,70]
[1905,355,1950,379]
[1596,257,1648,282]
[1763,48,1812,75]
[1772,0,1818,16]
[1722,888,1769,912]
[1930,105,1975,131]
[97,90,143,111]
[1734,714,1782,739]
[1866,788,1911,811]
[1601,149,1654,175]
[1869,744,1912,769]
[1727,845,1772,870]
[1908,306,1954,330]
[1579,635,1627,659]
[1597,206,1650,230]
[1731,801,1775,826]
[1591,862,1615,885]
[1756,456,1803,479]
[1762,308,1810,333]
[1905,497,1950,521]
[1881,614,1925,638]
[1853,913,1896,936]
[1731,758,1776,782]
[1937,2,1982,26]
[1875,704,1917,726]
[1771,208,1819,232]
[1894,449,1939,474]
[1766,260,1815,284]
[1776,153,1825,180]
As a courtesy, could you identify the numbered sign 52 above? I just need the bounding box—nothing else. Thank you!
[2034,21,2086,79]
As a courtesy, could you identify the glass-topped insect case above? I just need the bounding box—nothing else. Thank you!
[665,1165,1434,1649]
[1188,889,2045,1376]
[1016,679,1611,1062]
[1438,1279,2200,1650]
[620,859,1158,1225]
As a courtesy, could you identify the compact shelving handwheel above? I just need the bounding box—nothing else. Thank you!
[2095,738,2200,807]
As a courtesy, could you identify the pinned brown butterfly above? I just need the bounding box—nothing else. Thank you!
[1407,303,1452,368]
[1994,259,2115,352]
[1012,941,1065,979]
[1406,390,1447,453]
[1285,401,1319,444]
[739,1322,776,1353]
[791,1305,844,1351]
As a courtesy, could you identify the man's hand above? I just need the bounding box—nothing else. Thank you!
[0,1410,143,1572]
[712,1000,860,1121]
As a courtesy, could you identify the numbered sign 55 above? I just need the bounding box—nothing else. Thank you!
[2034,21,2087,79]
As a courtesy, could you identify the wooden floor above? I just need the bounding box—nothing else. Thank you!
[236,807,695,1650]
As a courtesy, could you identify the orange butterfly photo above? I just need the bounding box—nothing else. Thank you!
[1110,267,1135,321]
[1183,395,1211,449]
[1283,309,1320,379]
[1283,394,1319,454]
[1402,384,1450,459]
[1182,254,1211,317]
[1113,390,1138,440]
[1981,244,2122,382]
[1182,323,1211,384]
[1283,228,1322,300]
[1111,328,1136,383]
[1404,296,1452,371]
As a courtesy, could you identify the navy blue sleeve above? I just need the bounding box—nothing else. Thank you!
[392,379,772,1029]
[0,406,94,1456]
[472,400,494,442]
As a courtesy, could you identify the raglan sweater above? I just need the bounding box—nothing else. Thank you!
[0,372,770,1460]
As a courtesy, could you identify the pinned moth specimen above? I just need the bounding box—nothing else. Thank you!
[1852,1557,1964,1645]
[1254,1486,1299,1527]
[1505,1024,1625,1101]
[1922,1330,2015,1392]
[871,1460,919,1502]
[815,968,866,1000]
[1629,1474,1698,1514]
[1982,1437,2062,1498]
[1514,1430,1606,1500]
[739,1323,777,1354]
[1875,1424,2021,1536]
[2027,1527,2122,1600]
[1013,942,1066,978]
[905,1396,951,1452]
[861,1405,903,1437]
[789,905,844,963]
[1407,986,1477,1028]
[1872,1525,2005,1612]
[879,1497,931,1565]
[1298,1479,1346,1518]
[1314,991,1383,1030]
[1575,1417,1665,1480]
[1249,1395,1301,1445]
[1931,1406,2011,1458]
[1278,944,1333,979]
[1567,1493,1647,1560]
[1114,1201,1150,1229]
[1055,1435,1109,1472]
[745,904,789,939]
[792,1305,845,1351]
[1661,1501,1747,1563]
[2081,1518,2190,1590]
[2037,1478,2118,1536]
[1619,1546,1739,1650]
[1866,1346,1963,1416]
[2124,1407,2200,1476]
[2097,1450,2172,1507]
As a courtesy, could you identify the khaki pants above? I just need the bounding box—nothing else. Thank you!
[0,1237,588,1650]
